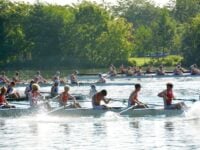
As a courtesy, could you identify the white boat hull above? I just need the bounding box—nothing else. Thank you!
[0,107,185,118]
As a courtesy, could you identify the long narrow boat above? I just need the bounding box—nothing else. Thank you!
[0,107,185,118]
[76,73,200,80]
[49,107,185,117]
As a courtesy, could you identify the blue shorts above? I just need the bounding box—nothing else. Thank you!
[164,104,177,109]
[92,105,105,110]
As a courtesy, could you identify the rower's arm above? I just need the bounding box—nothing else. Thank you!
[158,91,165,97]
[103,98,110,104]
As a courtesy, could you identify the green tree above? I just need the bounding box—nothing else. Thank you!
[182,15,200,65]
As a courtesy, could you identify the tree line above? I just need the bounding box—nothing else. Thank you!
[0,0,200,69]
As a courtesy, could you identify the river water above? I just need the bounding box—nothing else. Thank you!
[0,76,200,149]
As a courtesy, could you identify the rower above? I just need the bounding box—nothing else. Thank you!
[109,64,117,76]
[51,82,59,97]
[0,71,10,84]
[190,64,200,75]
[59,86,81,108]
[126,66,134,76]
[96,74,106,83]
[89,84,97,98]
[6,81,20,99]
[28,84,51,109]
[135,66,143,76]
[119,64,127,74]
[25,80,35,98]
[34,71,47,84]
[158,83,187,109]
[128,84,147,108]
[12,71,20,83]
[70,71,79,85]
[173,65,184,75]
[52,71,65,84]
[0,87,15,108]
[156,65,166,75]
[92,89,110,109]
[146,65,153,74]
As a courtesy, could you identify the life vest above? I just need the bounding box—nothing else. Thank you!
[60,92,69,103]
[0,95,6,105]
[166,90,174,105]
[29,91,40,106]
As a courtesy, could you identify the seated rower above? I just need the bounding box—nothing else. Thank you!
[128,84,147,108]
[119,64,127,74]
[51,82,59,97]
[96,74,106,83]
[158,83,187,109]
[173,65,184,75]
[190,64,200,75]
[25,80,35,98]
[28,84,51,109]
[0,71,10,84]
[12,71,20,83]
[146,65,153,74]
[6,81,20,99]
[156,65,166,75]
[126,66,134,76]
[109,64,117,77]
[59,86,81,108]
[0,87,15,108]
[34,71,47,84]
[70,71,79,85]
[52,71,65,84]
[92,90,110,109]
[89,84,97,98]
[135,66,143,76]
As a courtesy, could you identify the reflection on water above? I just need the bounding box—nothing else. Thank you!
[0,77,200,149]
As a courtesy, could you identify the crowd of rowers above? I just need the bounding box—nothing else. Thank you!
[109,64,200,76]
[0,77,187,111]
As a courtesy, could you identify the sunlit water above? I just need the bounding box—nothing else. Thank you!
[1,77,200,149]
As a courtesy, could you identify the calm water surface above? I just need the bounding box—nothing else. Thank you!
[1,77,200,150]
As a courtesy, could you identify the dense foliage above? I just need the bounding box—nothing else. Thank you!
[0,0,200,69]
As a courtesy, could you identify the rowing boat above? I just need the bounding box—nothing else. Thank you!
[49,107,185,117]
[76,73,200,80]
[0,82,135,87]
[0,107,185,118]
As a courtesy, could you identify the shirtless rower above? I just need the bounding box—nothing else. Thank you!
[92,90,110,109]
[158,83,187,109]
[0,87,15,108]
[96,74,106,83]
[173,65,184,75]
[59,86,81,108]
[190,64,200,75]
[0,71,10,84]
[128,84,147,108]
[70,71,79,85]
[109,64,117,76]
[12,71,20,83]
[156,65,166,75]
[34,71,47,84]
[25,80,35,98]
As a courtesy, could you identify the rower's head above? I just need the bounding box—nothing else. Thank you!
[90,84,96,90]
[166,83,173,89]
[15,71,19,76]
[100,90,107,96]
[32,84,40,91]
[135,84,141,91]
[1,71,5,76]
[10,81,16,87]
[37,71,40,75]
[0,87,7,95]
[64,86,70,92]
[74,70,78,75]
[98,74,102,77]
[30,80,35,85]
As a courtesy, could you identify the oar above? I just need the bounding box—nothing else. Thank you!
[174,98,198,102]
[145,103,163,107]
[10,102,29,106]
[47,104,70,115]
[119,105,135,115]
